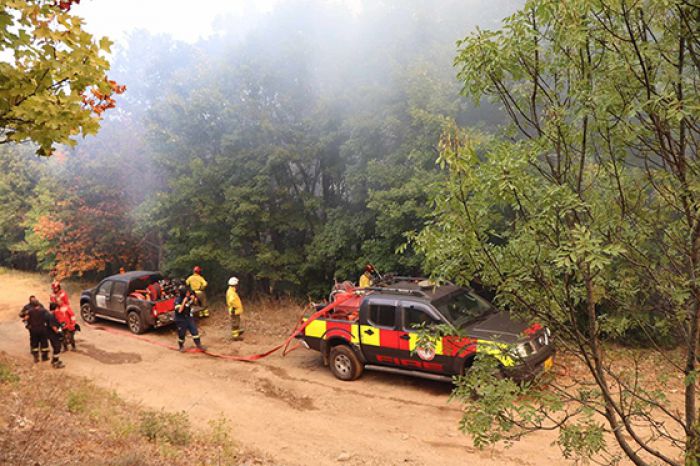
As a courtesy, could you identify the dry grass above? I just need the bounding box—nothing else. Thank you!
[200,296,310,347]
[0,352,276,466]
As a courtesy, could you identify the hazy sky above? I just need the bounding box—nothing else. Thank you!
[73,0,363,45]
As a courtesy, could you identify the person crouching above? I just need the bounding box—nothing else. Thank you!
[174,286,206,353]
[54,301,77,351]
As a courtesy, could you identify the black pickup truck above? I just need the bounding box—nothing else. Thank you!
[298,278,555,382]
[79,271,176,334]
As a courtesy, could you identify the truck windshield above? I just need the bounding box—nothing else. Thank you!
[435,291,495,328]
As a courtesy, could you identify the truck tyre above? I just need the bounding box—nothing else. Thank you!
[80,302,97,324]
[127,311,145,334]
[329,345,363,381]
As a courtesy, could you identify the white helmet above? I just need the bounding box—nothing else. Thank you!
[228,277,239,286]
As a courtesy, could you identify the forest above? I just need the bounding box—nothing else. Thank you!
[2,0,699,463]
[0,0,512,296]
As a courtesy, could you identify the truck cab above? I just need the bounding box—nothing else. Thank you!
[79,271,176,334]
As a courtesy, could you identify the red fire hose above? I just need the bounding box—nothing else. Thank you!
[92,293,353,362]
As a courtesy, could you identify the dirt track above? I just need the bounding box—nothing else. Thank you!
[0,271,569,465]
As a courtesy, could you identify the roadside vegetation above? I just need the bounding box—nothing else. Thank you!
[0,354,272,465]
[1,0,698,464]
[415,1,700,464]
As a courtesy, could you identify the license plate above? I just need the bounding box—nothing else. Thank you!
[544,356,554,371]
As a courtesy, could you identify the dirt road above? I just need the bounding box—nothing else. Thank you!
[0,271,567,465]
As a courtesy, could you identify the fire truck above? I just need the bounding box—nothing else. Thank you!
[298,277,554,382]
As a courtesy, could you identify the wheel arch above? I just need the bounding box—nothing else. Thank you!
[320,335,364,366]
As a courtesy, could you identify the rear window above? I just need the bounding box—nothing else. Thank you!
[368,303,396,328]
[128,274,162,292]
[112,281,127,297]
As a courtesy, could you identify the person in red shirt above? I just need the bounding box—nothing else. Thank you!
[146,280,162,301]
[50,281,77,351]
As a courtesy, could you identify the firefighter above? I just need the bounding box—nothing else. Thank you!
[19,296,38,350]
[19,296,39,328]
[226,277,244,341]
[359,264,375,288]
[47,303,66,368]
[21,299,51,364]
[50,280,77,351]
[186,266,209,317]
[53,299,77,351]
[174,285,206,352]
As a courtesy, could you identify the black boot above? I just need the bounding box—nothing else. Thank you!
[178,341,185,352]
[32,352,39,363]
[41,351,49,362]
[194,339,206,351]
[51,357,64,369]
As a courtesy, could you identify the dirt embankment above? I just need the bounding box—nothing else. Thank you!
[0,269,571,465]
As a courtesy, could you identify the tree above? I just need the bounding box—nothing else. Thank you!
[0,0,123,156]
[0,145,43,267]
[415,0,699,464]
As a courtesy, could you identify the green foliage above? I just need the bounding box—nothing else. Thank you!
[0,145,44,268]
[416,0,699,463]
[66,388,89,414]
[0,0,117,155]
[0,362,19,384]
[138,409,191,446]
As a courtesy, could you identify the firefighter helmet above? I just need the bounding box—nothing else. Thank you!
[228,277,239,286]
[193,265,202,274]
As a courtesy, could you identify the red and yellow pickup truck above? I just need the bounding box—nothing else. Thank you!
[298,277,554,382]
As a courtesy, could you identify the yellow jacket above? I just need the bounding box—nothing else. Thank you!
[226,287,243,315]
[359,272,373,288]
[186,273,208,291]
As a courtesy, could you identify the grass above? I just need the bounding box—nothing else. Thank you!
[0,361,18,383]
[0,354,274,465]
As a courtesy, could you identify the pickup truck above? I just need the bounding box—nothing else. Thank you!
[79,271,176,334]
[298,277,554,382]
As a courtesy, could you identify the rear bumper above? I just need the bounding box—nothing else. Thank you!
[505,345,556,382]
[153,311,175,328]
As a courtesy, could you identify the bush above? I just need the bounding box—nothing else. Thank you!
[139,409,191,446]
[66,389,89,414]
[0,362,18,384]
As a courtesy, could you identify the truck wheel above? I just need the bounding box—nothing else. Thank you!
[329,345,363,381]
[80,303,97,324]
[127,311,145,334]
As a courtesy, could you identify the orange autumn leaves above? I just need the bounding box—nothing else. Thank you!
[33,194,142,279]
[82,79,127,116]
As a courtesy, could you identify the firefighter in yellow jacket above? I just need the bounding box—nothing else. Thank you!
[359,264,375,288]
[226,277,244,340]
[186,266,209,317]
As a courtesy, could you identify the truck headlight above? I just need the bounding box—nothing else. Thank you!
[511,342,532,359]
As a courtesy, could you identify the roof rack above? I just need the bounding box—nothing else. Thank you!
[376,275,456,287]
[365,286,429,298]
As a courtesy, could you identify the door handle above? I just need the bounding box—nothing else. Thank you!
[400,334,410,340]
[364,329,374,336]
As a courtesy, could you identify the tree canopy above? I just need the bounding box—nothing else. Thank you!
[0,0,123,155]
[415,0,699,463]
